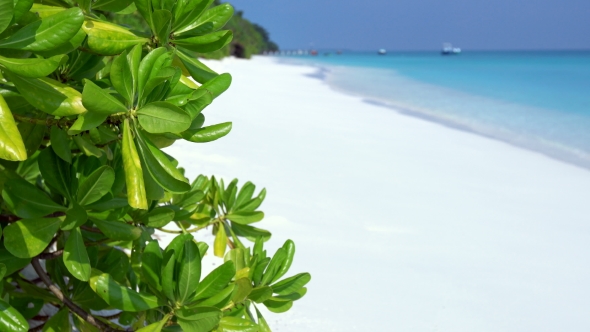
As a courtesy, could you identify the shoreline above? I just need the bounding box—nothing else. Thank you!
[168,56,590,331]
[277,57,590,171]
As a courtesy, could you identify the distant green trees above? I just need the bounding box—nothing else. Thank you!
[201,1,279,59]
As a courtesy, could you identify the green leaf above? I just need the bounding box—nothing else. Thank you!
[138,207,175,227]
[141,240,163,292]
[92,0,134,12]
[3,218,62,258]
[248,286,272,303]
[68,112,108,136]
[128,44,142,99]
[61,203,87,231]
[63,227,91,281]
[177,239,201,304]
[0,94,26,161]
[196,72,232,99]
[42,308,70,332]
[174,30,233,53]
[0,54,66,78]
[0,8,84,51]
[16,118,46,158]
[176,48,218,83]
[174,4,234,37]
[0,246,30,276]
[135,130,191,193]
[2,178,66,218]
[0,299,29,332]
[176,307,222,332]
[231,277,252,303]
[193,260,234,301]
[38,148,71,199]
[136,315,171,332]
[153,9,172,45]
[263,298,293,314]
[122,118,147,209]
[260,248,287,286]
[214,223,227,258]
[137,102,191,134]
[271,240,295,283]
[195,286,233,309]
[92,218,142,241]
[172,0,213,32]
[161,250,176,302]
[13,0,35,24]
[225,211,264,225]
[50,126,72,163]
[111,49,134,104]
[182,121,231,143]
[35,27,86,58]
[77,165,115,205]
[231,223,271,243]
[82,19,149,56]
[0,0,13,35]
[5,73,86,116]
[254,306,271,332]
[89,270,163,311]
[216,317,257,332]
[271,273,311,296]
[82,80,128,115]
[138,48,168,100]
[73,135,103,158]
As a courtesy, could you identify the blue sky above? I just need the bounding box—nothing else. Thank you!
[227,0,590,51]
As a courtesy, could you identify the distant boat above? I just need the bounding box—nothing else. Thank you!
[378,49,387,55]
[441,43,461,55]
[310,50,318,56]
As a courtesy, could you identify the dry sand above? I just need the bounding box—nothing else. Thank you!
[163,56,590,331]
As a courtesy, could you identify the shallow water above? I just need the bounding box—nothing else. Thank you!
[280,51,590,168]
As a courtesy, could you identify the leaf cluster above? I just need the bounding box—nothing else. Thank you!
[0,0,309,331]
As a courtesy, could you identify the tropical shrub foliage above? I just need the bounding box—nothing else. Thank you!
[0,0,309,331]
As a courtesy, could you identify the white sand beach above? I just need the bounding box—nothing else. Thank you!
[165,57,590,331]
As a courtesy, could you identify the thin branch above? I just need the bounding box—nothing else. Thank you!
[38,250,64,260]
[81,225,104,234]
[31,258,122,332]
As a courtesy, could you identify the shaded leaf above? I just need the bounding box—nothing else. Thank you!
[89,270,163,311]
[77,165,115,205]
[2,178,66,218]
[82,80,128,115]
[3,218,62,258]
[92,218,142,241]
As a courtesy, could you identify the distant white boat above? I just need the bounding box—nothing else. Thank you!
[378,49,387,55]
[441,43,461,55]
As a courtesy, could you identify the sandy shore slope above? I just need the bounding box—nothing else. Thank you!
[164,57,590,331]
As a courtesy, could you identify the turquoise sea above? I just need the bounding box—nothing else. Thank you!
[280,51,590,169]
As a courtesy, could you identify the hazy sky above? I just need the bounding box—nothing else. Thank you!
[227,0,590,51]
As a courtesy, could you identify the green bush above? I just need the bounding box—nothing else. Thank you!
[0,0,308,331]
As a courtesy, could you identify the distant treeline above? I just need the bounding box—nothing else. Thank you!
[111,0,278,59]
[202,0,279,59]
